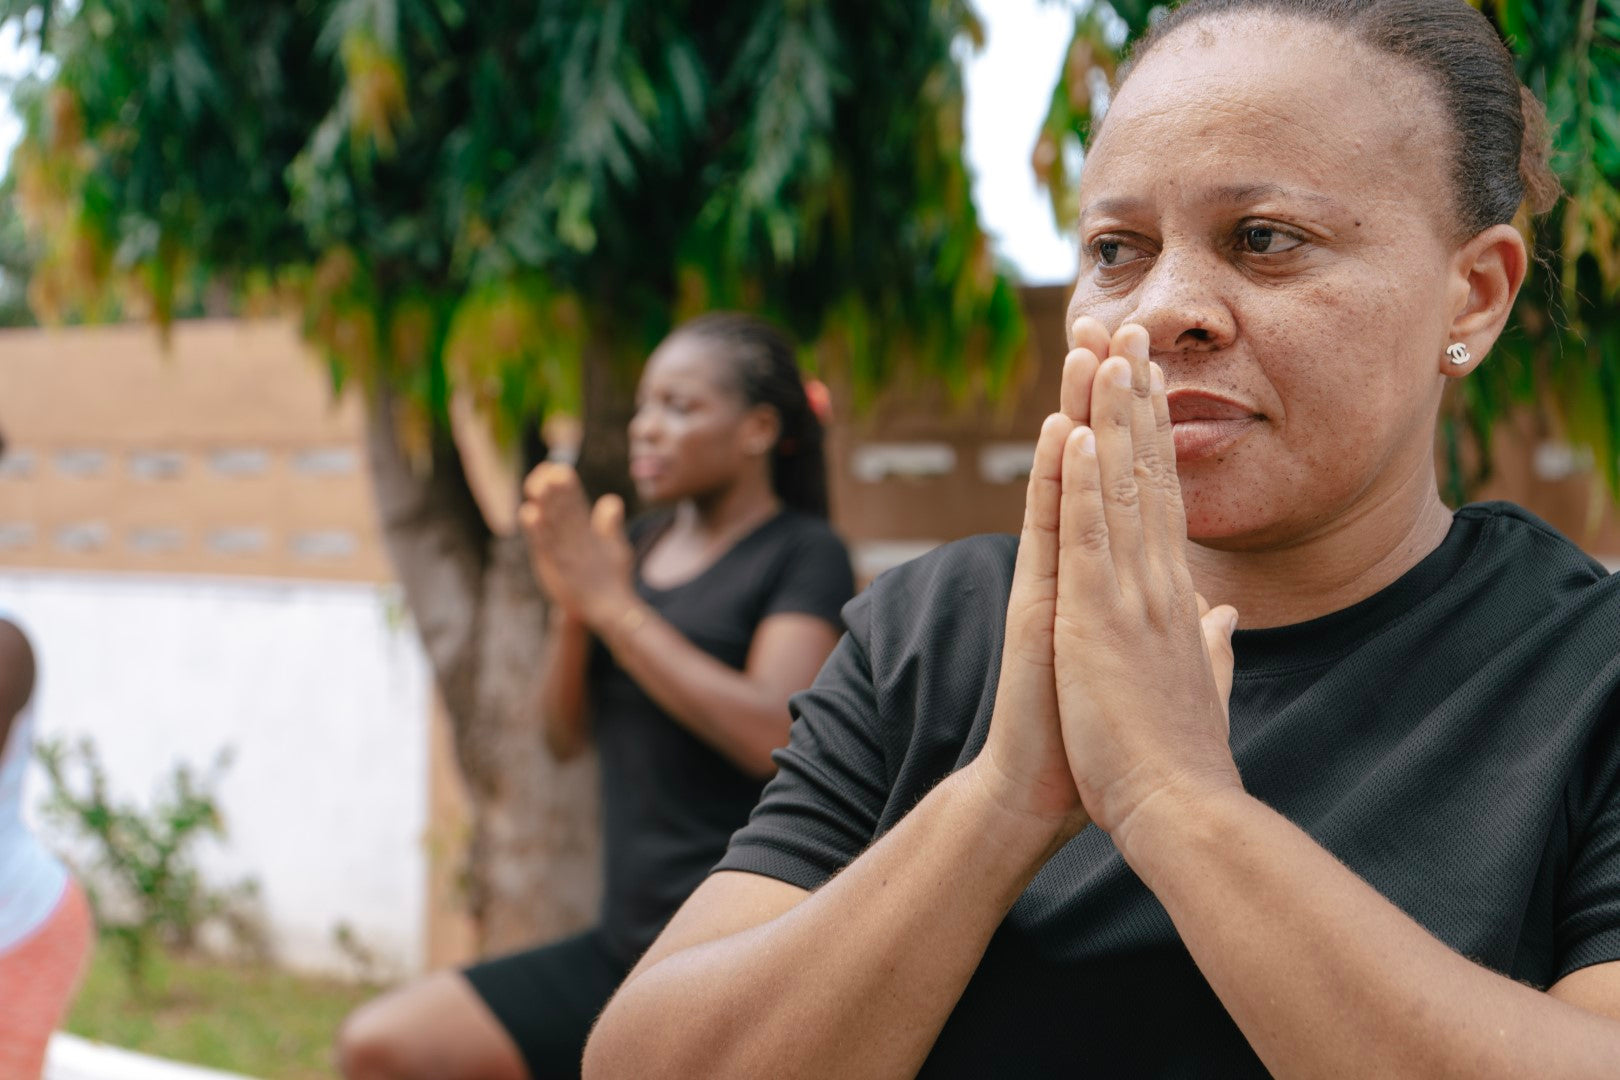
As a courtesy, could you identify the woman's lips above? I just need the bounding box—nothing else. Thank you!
[629,455,666,481]
[1166,390,1263,462]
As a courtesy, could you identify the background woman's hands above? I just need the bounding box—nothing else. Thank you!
[518,463,635,628]
[1053,325,1242,841]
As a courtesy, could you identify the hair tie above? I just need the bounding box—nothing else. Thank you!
[803,378,833,424]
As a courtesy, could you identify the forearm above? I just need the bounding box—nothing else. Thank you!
[586,765,1075,1080]
[1120,789,1620,1079]
[537,612,592,760]
[597,601,786,776]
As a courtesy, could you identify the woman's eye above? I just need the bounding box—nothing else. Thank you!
[1239,226,1303,254]
[1094,238,1147,267]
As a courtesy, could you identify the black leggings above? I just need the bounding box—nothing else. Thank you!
[462,928,632,1080]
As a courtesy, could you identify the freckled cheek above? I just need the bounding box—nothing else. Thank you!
[1252,287,1417,446]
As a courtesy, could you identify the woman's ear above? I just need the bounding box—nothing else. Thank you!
[1443,223,1528,377]
[741,404,781,457]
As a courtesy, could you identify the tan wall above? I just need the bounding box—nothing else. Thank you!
[0,319,391,582]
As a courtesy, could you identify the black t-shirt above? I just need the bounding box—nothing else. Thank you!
[715,502,1620,1076]
[590,508,853,962]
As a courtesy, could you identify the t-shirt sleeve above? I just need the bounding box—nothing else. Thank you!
[712,588,891,891]
[1556,693,1620,980]
[759,524,855,630]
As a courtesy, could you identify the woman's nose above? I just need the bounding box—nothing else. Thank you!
[1126,248,1236,356]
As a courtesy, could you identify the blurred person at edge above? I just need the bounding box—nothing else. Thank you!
[0,438,95,1079]
[580,2,1620,1078]
[337,313,854,1080]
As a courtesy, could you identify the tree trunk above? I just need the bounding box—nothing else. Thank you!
[575,329,639,505]
[364,390,601,957]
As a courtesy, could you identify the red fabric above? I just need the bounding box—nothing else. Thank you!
[0,878,93,1079]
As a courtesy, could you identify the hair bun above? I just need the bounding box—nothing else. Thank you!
[803,378,834,424]
[1518,85,1562,216]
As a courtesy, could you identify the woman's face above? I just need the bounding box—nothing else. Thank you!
[1068,16,1468,548]
[628,335,770,505]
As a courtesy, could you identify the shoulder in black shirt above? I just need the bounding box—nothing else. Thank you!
[716,501,1620,1077]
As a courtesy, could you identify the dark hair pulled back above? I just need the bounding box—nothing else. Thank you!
[676,312,830,519]
[1124,0,1561,235]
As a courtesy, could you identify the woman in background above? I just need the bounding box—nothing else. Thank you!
[338,312,855,1080]
[0,607,93,1078]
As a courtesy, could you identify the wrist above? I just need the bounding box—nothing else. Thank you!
[1111,774,1253,887]
[548,605,588,633]
[591,594,651,643]
[955,761,1088,870]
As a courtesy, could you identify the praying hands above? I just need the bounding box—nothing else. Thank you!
[976,317,1241,848]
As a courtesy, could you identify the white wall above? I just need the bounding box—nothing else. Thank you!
[1,570,432,979]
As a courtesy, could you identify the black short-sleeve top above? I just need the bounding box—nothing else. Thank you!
[715,501,1620,1077]
[589,508,853,963]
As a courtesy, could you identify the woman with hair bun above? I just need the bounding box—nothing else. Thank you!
[587,2,1620,1076]
[338,313,854,1080]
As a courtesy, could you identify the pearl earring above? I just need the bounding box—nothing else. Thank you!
[1446,342,1472,367]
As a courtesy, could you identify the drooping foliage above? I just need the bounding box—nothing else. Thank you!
[2,0,1024,456]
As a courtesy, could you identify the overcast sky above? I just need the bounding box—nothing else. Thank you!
[0,2,1081,285]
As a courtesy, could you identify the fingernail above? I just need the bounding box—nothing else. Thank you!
[1109,359,1132,388]
[1077,428,1096,455]
[1225,609,1239,635]
[1125,329,1149,361]
[1150,363,1165,392]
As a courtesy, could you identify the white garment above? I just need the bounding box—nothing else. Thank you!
[0,612,68,954]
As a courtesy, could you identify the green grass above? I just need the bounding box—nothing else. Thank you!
[65,942,382,1079]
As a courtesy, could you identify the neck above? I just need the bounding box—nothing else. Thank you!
[675,470,781,539]
[1187,464,1454,630]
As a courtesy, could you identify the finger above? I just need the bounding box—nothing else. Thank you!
[1114,326,1173,591]
[591,493,626,540]
[1109,326,1164,536]
[528,462,569,503]
[518,501,542,536]
[522,463,550,501]
[1087,356,1148,591]
[1012,412,1075,600]
[1069,315,1111,359]
[1058,424,1120,617]
[1199,604,1239,721]
[1060,348,1101,423]
[536,466,591,524]
[1146,360,1191,574]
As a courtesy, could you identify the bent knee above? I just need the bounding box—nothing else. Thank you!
[335,1002,418,1080]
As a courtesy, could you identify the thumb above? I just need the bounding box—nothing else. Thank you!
[517,501,542,538]
[591,493,626,542]
[1199,604,1239,713]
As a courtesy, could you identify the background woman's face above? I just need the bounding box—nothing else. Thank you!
[628,335,757,505]
[1068,15,1464,548]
